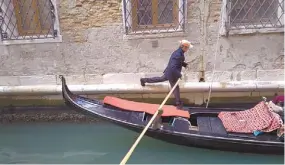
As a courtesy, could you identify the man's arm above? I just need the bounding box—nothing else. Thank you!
[171,55,183,79]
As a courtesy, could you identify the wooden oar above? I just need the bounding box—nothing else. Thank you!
[119,78,181,165]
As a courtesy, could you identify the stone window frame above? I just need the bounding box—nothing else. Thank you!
[121,0,188,39]
[0,0,62,45]
[220,0,284,36]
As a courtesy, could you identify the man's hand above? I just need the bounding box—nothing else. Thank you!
[182,62,188,68]
[185,61,191,66]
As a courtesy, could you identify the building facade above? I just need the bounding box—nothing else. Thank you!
[0,0,284,105]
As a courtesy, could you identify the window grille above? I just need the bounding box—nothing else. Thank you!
[0,0,58,41]
[122,0,186,35]
[226,0,284,30]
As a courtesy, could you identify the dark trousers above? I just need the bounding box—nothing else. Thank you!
[143,74,181,104]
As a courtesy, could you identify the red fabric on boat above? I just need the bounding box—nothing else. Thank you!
[103,96,190,118]
[218,101,283,133]
[272,95,284,104]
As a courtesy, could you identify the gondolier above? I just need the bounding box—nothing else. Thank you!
[140,39,194,109]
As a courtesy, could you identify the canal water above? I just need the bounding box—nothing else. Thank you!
[0,122,283,164]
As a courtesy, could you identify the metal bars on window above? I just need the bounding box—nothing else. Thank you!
[122,0,186,35]
[226,0,284,29]
[0,0,57,41]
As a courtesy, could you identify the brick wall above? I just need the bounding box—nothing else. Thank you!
[59,0,122,42]
[0,0,283,82]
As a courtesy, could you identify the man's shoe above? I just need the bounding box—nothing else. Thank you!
[140,78,146,87]
[176,101,184,110]
[176,104,183,110]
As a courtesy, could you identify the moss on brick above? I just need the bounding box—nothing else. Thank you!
[208,96,263,103]
[0,98,65,107]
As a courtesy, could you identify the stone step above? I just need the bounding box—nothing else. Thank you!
[0,70,283,86]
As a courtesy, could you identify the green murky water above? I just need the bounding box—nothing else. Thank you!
[0,123,283,164]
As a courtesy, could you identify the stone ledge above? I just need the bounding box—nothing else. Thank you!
[103,73,145,84]
[220,27,284,36]
[55,74,103,85]
[0,91,283,107]
[56,75,85,85]
[123,31,187,40]
[0,70,283,86]
[204,71,232,82]
[231,71,257,81]
[19,75,57,86]
[185,72,200,82]
[85,74,103,84]
[0,76,20,86]
[0,81,283,97]
[0,35,63,46]
[257,70,284,81]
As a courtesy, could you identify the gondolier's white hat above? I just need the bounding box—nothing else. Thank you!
[179,39,193,48]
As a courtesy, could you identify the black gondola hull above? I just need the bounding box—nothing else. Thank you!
[59,75,284,155]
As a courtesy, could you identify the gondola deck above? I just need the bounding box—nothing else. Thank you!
[59,75,284,155]
[103,96,190,118]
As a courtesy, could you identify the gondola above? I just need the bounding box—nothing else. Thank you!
[59,75,284,155]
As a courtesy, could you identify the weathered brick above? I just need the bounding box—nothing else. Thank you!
[59,0,121,42]
[257,70,284,81]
